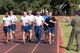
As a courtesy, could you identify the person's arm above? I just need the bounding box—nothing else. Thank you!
[30,16,35,24]
[42,21,49,26]
[1,18,4,26]
[42,16,45,24]
[50,20,57,23]
[50,17,57,23]
[10,19,12,25]
[15,16,18,21]
[71,18,74,27]
[41,16,48,26]
[20,17,23,25]
[25,17,30,24]
[20,16,22,22]
[32,16,36,24]
[13,16,18,23]
[25,19,30,24]
[44,18,49,26]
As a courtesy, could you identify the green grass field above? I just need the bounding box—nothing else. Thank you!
[61,21,77,53]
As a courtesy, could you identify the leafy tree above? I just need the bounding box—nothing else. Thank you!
[0,0,79,15]
[20,1,28,11]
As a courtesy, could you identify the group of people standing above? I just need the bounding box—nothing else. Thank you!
[1,10,57,44]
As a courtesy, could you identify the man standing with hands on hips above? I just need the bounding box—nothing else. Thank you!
[66,12,80,52]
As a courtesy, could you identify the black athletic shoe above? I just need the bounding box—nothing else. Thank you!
[27,36,29,41]
[29,40,31,42]
[14,35,16,39]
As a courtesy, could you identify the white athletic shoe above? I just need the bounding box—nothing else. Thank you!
[5,40,8,44]
[52,39,54,42]
[49,41,51,44]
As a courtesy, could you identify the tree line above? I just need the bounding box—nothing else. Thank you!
[0,0,80,15]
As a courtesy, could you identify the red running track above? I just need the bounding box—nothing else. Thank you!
[0,20,64,53]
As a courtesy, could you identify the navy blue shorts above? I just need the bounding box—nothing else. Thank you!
[10,24,16,31]
[21,25,29,32]
[29,24,33,30]
[48,27,55,34]
[3,26,11,33]
[44,25,48,31]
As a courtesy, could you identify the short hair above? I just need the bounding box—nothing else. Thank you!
[28,11,32,13]
[22,11,27,15]
[10,11,13,13]
[45,11,48,13]
[5,12,9,15]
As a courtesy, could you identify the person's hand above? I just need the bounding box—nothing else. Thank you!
[13,20,16,23]
[50,20,53,22]
[25,21,29,25]
[30,21,34,23]
[46,24,49,26]
[43,22,49,26]
[50,20,57,23]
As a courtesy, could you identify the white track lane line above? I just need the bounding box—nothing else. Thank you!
[4,43,19,53]
[4,33,21,53]
[31,35,45,53]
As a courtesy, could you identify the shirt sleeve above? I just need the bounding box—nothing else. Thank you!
[14,15,18,21]
[42,16,45,22]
